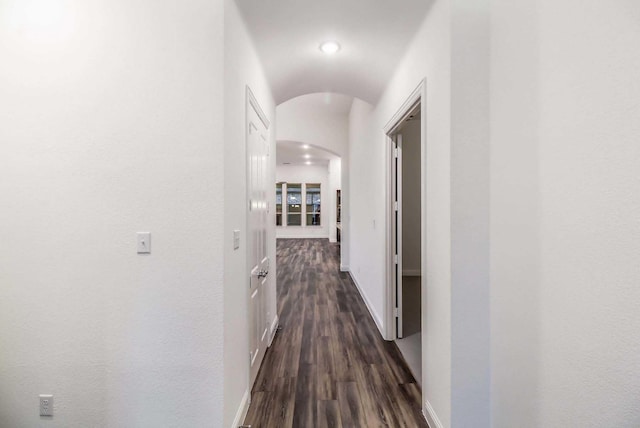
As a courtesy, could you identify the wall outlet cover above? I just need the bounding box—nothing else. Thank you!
[39,395,53,417]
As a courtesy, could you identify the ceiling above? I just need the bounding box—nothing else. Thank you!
[276,140,338,166]
[236,0,433,105]
[281,92,355,115]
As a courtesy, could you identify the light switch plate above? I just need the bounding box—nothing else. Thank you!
[137,232,151,254]
[233,230,240,250]
[39,395,53,416]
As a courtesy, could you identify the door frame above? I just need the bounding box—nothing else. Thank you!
[383,79,426,341]
[245,86,271,389]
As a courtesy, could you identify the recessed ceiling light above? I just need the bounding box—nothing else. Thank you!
[306,161,312,165]
[304,154,311,159]
[319,41,340,55]
[302,144,310,149]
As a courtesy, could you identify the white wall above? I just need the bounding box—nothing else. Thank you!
[401,118,422,274]
[348,0,492,426]
[348,99,385,328]
[276,164,330,239]
[491,1,640,427]
[0,0,225,426]
[277,94,349,158]
[223,1,276,426]
[449,1,491,426]
[348,1,453,425]
[489,1,540,426]
[328,158,342,243]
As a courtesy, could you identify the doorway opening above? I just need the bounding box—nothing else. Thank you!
[385,81,424,385]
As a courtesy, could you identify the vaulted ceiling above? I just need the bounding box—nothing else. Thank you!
[236,0,432,105]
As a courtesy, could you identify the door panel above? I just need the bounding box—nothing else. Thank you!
[248,97,270,387]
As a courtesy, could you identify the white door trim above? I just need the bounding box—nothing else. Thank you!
[245,86,271,389]
[247,86,270,129]
[384,79,426,341]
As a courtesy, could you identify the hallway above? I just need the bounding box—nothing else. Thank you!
[244,239,428,427]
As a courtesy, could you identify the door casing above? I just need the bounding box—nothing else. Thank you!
[246,86,271,388]
[383,79,426,342]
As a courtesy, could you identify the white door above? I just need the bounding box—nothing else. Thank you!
[392,134,404,338]
[247,92,270,387]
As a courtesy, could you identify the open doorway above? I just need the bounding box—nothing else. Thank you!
[394,105,422,383]
[386,82,424,385]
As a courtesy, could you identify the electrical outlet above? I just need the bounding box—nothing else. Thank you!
[39,395,53,417]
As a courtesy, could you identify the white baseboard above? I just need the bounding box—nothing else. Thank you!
[403,269,421,277]
[424,399,443,428]
[348,271,384,337]
[340,265,349,272]
[231,389,250,428]
[268,314,279,346]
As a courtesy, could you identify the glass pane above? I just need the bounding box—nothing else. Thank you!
[276,183,282,205]
[287,193,301,204]
[287,214,301,226]
[276,183,282,226]
[306,214,321,226]
[287,183,302,221]
[287,183,301,204]
[306,183,321,226]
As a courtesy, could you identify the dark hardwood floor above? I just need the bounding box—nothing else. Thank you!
[244,238,428,428]
[244,239,428,428]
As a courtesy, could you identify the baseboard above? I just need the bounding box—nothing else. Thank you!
[348,271,385,337]
[268,314,279,346]
[403,269,421,277]
[231,389,250,428]
[340,265,349,272]
[424,399,444,428]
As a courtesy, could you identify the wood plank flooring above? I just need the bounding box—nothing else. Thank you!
[243,239,428,428]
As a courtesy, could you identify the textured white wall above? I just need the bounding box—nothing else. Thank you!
[0,0,225,426]
[348,1,454,425]
[491,1,640,427]
[223,0,276,426]
[348,0,492,426]
[276,165,330,239]
[489,0,541,426]
[347,98,385,327]
[449,0,491,426]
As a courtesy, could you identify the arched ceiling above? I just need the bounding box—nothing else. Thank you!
[235,0,433,105]
[277,140,339,166]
